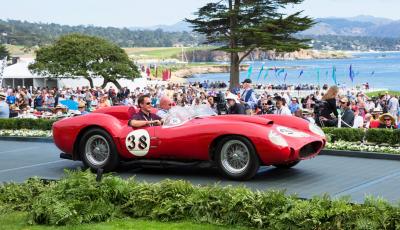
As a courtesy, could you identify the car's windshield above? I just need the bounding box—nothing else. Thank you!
[163,105,216,127]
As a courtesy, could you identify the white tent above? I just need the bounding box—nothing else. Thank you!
[1,58,167,90]
[1,58,57,89]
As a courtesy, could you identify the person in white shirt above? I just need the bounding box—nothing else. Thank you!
[274,96,292,116]
[387,95,399,123]
[352,109,364,128]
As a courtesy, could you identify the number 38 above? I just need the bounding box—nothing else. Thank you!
[125,129,150,156]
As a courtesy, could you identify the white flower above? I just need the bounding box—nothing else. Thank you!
[0,129,52,137]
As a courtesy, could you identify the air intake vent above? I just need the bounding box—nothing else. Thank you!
[299,141,322,159]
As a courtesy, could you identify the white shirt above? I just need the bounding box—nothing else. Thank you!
[274,106,292,116]
[352,115,364,128]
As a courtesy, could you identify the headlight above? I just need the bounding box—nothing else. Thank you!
[269,130,288,147]
[276,126,310,138]
[309,123,325,138]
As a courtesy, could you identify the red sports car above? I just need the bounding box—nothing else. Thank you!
[53,106,326,180]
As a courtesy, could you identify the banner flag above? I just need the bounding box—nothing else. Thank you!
[246,65,253,79]
[332,66,337,85]
[257,64,264,80]
[298,70,304,78]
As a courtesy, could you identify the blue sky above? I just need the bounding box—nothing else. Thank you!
[1,0,399,27]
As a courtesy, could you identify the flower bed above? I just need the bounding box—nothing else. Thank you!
[0,129,52,138]
[326,140,400,154]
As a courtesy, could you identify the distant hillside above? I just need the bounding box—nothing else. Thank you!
[301,16,400,38]
[0,19,204,47]
[129,21,192,32]
[1,16,400,51]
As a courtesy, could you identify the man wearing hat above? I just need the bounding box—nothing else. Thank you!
[239,79,257,114]
[226,93,246,115]
[320,97,354,128]
[0,92,9,118]
[78,102,89,115]
[378,113,397,129]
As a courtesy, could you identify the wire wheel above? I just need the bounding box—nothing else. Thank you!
[84,134,110,167]
[221,140,250,174]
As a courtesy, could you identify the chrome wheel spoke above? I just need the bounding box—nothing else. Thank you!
[221,140,250,174]
[85,135,110,167]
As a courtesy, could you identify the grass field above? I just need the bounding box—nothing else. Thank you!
[125,46,215,59]
[4,44,36,57]
[366,90,400,97]
[0,212,245,230]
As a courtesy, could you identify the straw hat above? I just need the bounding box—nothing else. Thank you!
[379,113,395,124]
[78,102,86,108]
[339,97,349,103]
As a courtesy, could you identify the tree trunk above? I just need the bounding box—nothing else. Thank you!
[230,53,240,90]
[85,77,94,88]
[111,80,122,90]
[101,79,108,89]
[228,0,240,90]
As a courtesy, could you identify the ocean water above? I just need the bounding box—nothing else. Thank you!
[189,52,400,90]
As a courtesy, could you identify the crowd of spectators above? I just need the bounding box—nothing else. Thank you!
[0,79,399,130]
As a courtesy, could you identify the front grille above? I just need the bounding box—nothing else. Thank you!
[299,141,322,159]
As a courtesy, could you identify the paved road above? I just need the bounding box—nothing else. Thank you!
[1,140,400,203]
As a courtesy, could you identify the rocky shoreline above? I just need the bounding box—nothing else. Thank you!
[172,65,249,79]
[185,49,350,62]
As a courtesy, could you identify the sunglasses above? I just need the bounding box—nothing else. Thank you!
[384,119,392,121]
[262,103,269,105]
[145,102,151,105]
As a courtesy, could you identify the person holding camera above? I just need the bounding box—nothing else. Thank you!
[226,93,246,115]
[320,97,354,128]
[257,99,275,115]
[316,85,339,127]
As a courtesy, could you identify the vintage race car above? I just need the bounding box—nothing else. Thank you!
[53,105,326,180]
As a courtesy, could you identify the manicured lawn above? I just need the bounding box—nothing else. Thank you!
[366,90,400,97]
[0,212,245,230]
[125,46,215,59]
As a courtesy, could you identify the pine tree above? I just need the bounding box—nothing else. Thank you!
[0,44,10,59]
[186,0,314,89]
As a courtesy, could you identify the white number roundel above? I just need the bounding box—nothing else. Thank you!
[125,129,150,156]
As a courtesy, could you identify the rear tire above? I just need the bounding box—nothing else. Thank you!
[273,161,300,169]
[215,136,259,181]
[79,128,120,172]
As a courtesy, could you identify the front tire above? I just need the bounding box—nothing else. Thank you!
[79,128,120,172]
[215,136,259,180]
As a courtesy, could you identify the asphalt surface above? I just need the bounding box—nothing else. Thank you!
[1,140,400,203]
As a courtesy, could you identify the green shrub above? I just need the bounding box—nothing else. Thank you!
[0,178,47,212]
[324,128,365,142]
[1,170,400,229]
[324,128,400,146]
[0,118,56,130]
[365,129,397,145]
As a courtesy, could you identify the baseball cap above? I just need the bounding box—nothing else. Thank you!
[242,79,252,84]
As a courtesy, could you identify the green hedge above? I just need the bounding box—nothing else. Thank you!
[0,118,56,130]
[365,129,400,145]
[323,127,400,145]
[1,171,400,229]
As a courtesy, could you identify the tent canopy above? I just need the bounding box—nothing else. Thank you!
[3,58,43,79]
